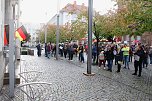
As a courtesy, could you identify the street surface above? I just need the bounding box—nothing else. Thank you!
[1,49,152,101]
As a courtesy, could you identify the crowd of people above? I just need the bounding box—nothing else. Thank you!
[37,42,85,63]
[98,43,152,77]
[36,42,152,77]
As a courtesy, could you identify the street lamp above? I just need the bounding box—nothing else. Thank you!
[44,24,47,43]
[83,0,95,76]
[45,13,48,43]
[56,0,60,60]
[8,0,18,97]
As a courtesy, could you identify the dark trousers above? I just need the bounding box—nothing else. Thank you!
[99,60,105,67]
[134,60,142,76]
[143,57,148,68]
[64,52,67,58]
[107,59,113,70]
[92,53,97,63]
[69,52,73,60]
[114,55,118,65]
[129,55,133,62]
[150,55,152,64]
[117,63,121,72]
[60,49,63,57]
[79,52,84,62]
[37,49,41,57]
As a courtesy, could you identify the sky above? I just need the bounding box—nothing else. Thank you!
[20,0,116,24]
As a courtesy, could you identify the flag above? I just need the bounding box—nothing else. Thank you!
[4,25,9,46]
[15,25,28,41]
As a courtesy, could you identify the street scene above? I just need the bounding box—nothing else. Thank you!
[1,49,152,100]
[0,0,152,101]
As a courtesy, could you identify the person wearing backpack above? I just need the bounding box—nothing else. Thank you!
[98,50,106,69]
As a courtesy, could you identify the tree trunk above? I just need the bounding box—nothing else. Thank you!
[129,35,132,46]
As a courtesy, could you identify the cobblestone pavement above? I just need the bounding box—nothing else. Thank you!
[1,50,152,101]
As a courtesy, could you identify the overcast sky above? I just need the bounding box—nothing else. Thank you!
[20,0,116,24]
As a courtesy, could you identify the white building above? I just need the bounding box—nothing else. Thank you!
[49,1,87,26]
[24,23,40,47]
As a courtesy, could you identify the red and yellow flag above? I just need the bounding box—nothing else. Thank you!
[4,25,9,46]
[15,25,28,41]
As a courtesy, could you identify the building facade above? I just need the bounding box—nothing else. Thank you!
[49,1,87,26]
[141,32,152,46]
[0,0,5,90]
[24,23,39,47]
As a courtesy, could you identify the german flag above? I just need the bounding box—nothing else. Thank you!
[4,25,9,46]
[15,25,28,41]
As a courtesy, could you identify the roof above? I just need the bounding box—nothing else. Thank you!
[60,2,87,14]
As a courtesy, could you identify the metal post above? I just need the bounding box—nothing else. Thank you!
[16,0,21,60]
[15,0,21,61]
[39,32,40,43]
[83,0,95,76]
[17,0,20,28]
[56,14,59,60]
[9,19,15,98]
[44,25,47,43]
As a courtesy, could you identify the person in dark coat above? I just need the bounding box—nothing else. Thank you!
[116,46,123,73]
[132,46,145,77]
[78,45,84,63]
[36,43,41,57]
[105,47,114,72]
[44,43,47,57]
[68,45,74,61]
[92,44,97,63]
[63,45,68,58]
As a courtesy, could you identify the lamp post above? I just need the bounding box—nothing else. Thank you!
[15,0,21,61]
[56,0,60,60]
[44,25,47,43]
[83,0,95,76]
[45,13,47,43]
[8,0,18,97]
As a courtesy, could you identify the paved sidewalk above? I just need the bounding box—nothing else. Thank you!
[1,50,152,101]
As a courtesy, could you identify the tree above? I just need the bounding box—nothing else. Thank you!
[70,10,88,41]
[113,0,152,36]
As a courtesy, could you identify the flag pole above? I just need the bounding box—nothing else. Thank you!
[56,0,60,60]
[83,0,95,76]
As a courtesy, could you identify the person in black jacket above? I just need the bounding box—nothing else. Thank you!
[132,46,145,77]
[116,46,123,73]
[36,43,41,57]
[105,47,114,72]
